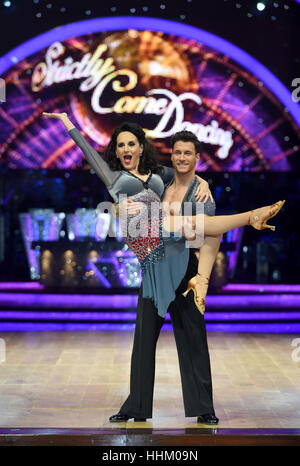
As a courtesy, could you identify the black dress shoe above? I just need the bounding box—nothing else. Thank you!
[109,412,146,422]
[197,413,219,425]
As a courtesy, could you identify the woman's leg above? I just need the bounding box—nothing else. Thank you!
[193,235,222,308]
[163,211,247,238]
[163,201,284,238]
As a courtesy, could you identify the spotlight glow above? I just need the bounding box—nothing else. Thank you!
[256,2,266,11]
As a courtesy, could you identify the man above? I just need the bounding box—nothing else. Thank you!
[109,131,221,425]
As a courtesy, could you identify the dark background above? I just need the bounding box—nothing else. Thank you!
[1,0,299,90]
[0,0,299,284]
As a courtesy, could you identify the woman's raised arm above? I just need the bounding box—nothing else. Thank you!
[42,112,120,189]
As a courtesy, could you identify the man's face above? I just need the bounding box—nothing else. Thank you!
[171,140,200,174]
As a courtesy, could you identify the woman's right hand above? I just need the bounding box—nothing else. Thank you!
[42,112,68,121]
[42,112,75,131]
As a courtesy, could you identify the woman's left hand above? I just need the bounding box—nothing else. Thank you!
[195,176,214,203]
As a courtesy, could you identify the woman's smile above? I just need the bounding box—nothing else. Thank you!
[123,154,133,165]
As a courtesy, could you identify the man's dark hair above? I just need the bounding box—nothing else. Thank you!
[170,131,202,154]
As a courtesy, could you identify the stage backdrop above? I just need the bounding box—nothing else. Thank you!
[0,16,299,171]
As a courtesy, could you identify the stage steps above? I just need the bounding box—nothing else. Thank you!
[1,427,300,447]
[0,283,300,332]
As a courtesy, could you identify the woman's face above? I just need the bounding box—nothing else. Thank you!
[116,131,143,172]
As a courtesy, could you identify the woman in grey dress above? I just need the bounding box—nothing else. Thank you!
[42,112,284,317]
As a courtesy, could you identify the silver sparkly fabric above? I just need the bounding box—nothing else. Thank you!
[119,185,215,275]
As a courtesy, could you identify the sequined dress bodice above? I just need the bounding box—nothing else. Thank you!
[119,189,164,268]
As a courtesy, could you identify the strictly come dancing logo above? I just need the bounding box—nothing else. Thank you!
[31,39,233,159]
[2,22,299,171]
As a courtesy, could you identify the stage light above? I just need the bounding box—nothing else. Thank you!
[3,1,11,7]
[256,2,266,11]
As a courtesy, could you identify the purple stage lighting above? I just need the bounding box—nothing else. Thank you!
[0,322,299,333]
[223,284,300,292]
[0,292,300,309]
[0,310,300,321]
[0,282,44,290]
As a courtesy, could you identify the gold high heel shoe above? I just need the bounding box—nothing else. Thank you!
[248,200,285,231]
[182,272,209,315]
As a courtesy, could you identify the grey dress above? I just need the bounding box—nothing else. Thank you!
[68,127,215,318]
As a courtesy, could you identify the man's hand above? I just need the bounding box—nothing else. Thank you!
[195,176,214,203]
[113,198,144,217]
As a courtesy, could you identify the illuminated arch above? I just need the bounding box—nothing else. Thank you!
[0,16,299,127]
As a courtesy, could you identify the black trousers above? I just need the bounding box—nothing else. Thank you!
[119,250,215,418]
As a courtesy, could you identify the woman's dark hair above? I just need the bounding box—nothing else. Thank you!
[103,122,162,175]
[170,130,202,154]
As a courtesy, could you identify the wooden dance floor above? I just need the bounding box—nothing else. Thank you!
[0,330,300,446]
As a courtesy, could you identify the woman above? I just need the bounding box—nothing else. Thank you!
[42,112,284,316]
